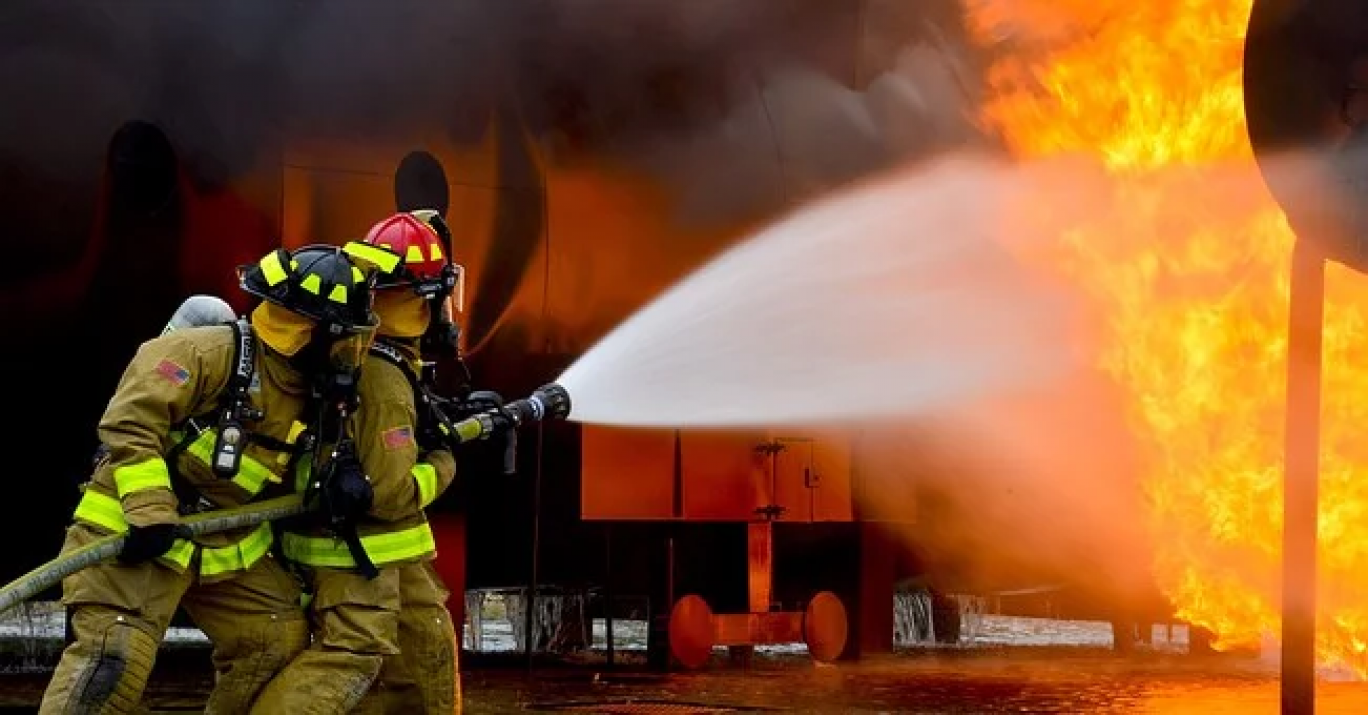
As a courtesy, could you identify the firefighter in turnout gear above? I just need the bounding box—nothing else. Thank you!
[359,210,467,715]
[256,212,465,714]
[39,243,385,714]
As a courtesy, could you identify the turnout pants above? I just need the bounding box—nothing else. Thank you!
[353,560,459,714]
[250,565,402,714]
[39,523,308,715]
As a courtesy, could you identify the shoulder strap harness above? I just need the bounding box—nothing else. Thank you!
[368,340,460,445]
[206,318,265,479]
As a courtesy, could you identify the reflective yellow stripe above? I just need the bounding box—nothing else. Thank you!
[299,273,322,295]
[71,491,193,569]
[413,463,439,508]
[230,458,277,495]
[281,522,436,569]
[165,540,195,568]
[429,243,443,261]
[73,490,126,533]
[405,245,425,263]
[259,250,289,286]
[179,429,279,496]
[294,458,313,493]
[344,241,402,273]
[327,284,348,304]
[279,421,307,466]
[113,458,172,496]
[200,522,274,577]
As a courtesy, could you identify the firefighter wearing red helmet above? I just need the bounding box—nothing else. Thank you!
[257,212,464,714]
[369,210,465,359]
[369,210,466,714]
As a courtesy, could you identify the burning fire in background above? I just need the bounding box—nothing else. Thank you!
[965,0,1368,670]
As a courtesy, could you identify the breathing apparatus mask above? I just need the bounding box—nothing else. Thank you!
[418,262,465,361]
[239,241,392,418]
[250,298,376,412]
[315,322,377,411]
[402,209,466,360]
[412,259,472,401]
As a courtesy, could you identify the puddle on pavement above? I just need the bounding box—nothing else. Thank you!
[2,647,1366,713]
[463,650,1368,714]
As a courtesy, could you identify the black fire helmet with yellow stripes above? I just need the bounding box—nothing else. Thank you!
[238,242,402,337]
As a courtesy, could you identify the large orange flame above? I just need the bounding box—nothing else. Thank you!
[965,0,1368,670]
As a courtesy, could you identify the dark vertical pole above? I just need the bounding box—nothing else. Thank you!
[648,434,684,671]
[1282,239,1325,715]
[672,430,684,519]
[666,534,676,666]
[525,422,545,673]
[604,523,615,668]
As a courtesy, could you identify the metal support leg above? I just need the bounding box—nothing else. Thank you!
[1281,239,1324,715]
[747,521,774,613]
[604,523,614,668]
[525,423,545,672]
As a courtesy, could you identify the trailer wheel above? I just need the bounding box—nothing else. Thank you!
[668,594,714,669]
[803,591,848,663]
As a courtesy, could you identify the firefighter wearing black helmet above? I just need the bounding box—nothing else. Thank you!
[252,221,467,714]
[39,243,385,715]
[255,213,465,715]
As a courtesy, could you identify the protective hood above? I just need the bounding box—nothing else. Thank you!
[374,288,431,339]
[251,301,315,357]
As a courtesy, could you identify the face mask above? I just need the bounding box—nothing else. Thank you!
[312,325,377,413]
[421,291,461,355]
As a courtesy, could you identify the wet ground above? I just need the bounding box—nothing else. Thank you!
[2,648,1366,713]
[3,605,1364,713]
[461,651,1367,715]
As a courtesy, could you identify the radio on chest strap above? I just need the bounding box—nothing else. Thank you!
[209,318,265,479]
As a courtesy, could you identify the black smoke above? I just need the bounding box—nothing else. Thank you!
[0,0,1004,594]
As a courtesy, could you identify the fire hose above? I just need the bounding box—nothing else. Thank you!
[0,383,572,619]
[0,493,309,618]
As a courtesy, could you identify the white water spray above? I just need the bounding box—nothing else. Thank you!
[557,153,1087,427]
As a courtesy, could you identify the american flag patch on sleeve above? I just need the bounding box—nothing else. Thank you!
[382,426,414,450]
[154,358,191,387]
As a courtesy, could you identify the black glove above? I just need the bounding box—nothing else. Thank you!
[118,523,179,565]
[321,450,373,524]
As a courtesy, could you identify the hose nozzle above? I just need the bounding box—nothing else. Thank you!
[500,382,571,427]
[530,383,572,421]
[447,382,573,445]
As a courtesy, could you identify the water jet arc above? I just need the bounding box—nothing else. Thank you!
[1245,2,1368,713]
